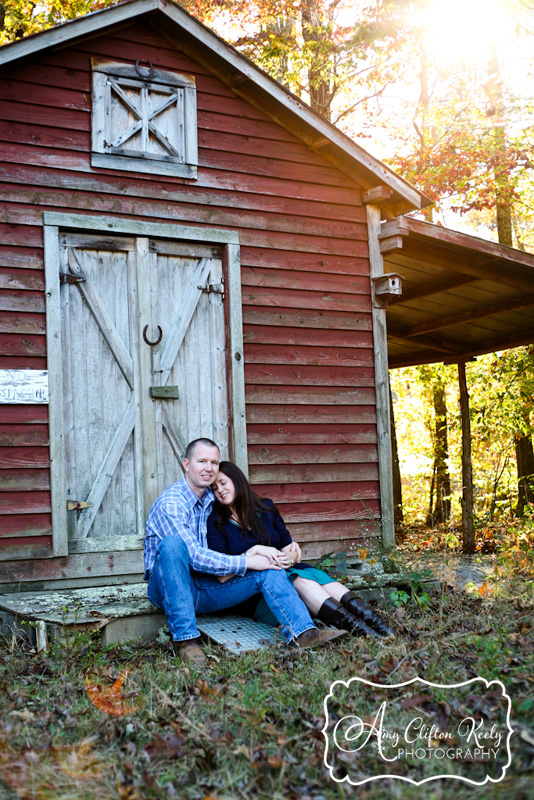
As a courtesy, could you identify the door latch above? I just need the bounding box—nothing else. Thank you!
[67,500,94,511]
[198,283,224,295]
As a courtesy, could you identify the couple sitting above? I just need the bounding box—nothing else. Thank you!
[144,437,392,664]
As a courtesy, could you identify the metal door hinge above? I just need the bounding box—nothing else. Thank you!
[60,273,86,284]
[67,500,94,511]
[198,282,224,295]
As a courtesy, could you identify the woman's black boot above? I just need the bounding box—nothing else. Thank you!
[316,598,380,638]
[340,592,395,637]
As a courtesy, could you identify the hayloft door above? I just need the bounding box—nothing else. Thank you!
[58,233,228,548]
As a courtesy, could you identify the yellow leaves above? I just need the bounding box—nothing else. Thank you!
[9,709,35,722]
[54,736,104,781]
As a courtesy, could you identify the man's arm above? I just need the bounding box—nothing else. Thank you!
[156,504,248,577]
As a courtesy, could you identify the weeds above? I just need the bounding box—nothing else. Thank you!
[1,524,533,800]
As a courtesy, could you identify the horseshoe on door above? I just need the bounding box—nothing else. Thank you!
[143,324,163,346]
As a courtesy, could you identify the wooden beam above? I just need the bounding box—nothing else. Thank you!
[226,243,248,477]
[367,204,394,549]
[381,217,534,292]
[387,324,465,354]
[308,137,330,151]
[408,293,534,336]
[362,186,394,204]
[388,274,479,305]
[43,224,68,558]
[389,326,534,368]
[458,361,474,554]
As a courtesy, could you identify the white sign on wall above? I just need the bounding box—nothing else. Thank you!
[0,370,49,404]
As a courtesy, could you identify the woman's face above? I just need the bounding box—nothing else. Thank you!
[213,472,236,507]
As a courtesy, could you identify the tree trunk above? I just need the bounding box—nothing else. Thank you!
[427,382,451,525]
[488,46,513,247]
[459,361,474,553]
[389,384,403,526]
[515,433,534,515]
[301,0,332,120]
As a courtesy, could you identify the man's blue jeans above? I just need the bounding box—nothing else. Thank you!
[147,535,316,643]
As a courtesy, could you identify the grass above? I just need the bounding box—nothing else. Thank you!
[1,533,533,800]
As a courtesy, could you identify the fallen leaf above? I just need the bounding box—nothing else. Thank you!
[84,670,141,716]
[9,709,35,722]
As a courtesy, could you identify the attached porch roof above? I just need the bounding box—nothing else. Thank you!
[382,216,534,368]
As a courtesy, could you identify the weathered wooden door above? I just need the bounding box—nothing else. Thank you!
[59,233,227,547]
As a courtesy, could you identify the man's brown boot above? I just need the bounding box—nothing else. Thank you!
[291,627,348,649]
[173,638,207,664]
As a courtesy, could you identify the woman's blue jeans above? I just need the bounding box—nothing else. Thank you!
[147,535,316,643]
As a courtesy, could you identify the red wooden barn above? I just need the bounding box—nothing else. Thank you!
[0,0,429,595]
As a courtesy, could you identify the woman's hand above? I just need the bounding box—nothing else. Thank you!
[217,574,235,583]
[246,544,290,566]
[281,541,302,565]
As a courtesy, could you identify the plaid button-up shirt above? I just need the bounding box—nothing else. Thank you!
[143,476,248,579]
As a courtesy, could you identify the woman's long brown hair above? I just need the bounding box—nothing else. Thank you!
[212,461,274,544]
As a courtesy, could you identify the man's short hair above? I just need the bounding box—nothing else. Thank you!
[184,438,219,460]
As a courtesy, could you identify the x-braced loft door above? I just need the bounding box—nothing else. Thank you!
[57,232,228,549]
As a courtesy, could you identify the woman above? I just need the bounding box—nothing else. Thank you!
[207,461,393,638]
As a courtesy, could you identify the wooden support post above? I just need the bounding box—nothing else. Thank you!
[366,204,395,549]
[458,360,474,553]
[390,382,403,526]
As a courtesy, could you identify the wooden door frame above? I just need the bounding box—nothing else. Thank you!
[43,212,247,557]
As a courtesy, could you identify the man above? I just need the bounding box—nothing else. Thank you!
[144,437,346,663]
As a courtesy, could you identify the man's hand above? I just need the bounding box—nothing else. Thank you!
[246,553,283,571]
[246,544,290,567]
[282,541,302,564]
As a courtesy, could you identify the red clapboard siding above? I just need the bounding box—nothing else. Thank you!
[243,327,374,349]
[0,289,45,313]
[0,356,46,369]
[243,307,372,330]
[280,500,380,523]
[0,537,53,561]
[0,313,45,335]
[2,198,363,244]
[241,267,370,295]
[0,406,48,424]
[0,448,50,469]
[290,520,379,541]
[247,424,377,445]
[0,267,44,289]
[0,181,363,227]
[0,155,363,207]
[0,333,46,357]
[0,513,51,536]
[0,425,49,446]
[247,444,378,465]
[0,491,51,514]
[245,405,377,424]
[244,344,373,367]
[0,138,363,197]
[254,481,379,503]
[241,248,369,275]
[0,246,43,270]
[249,463,379,484]
[244,364,374,387]
[0,469,50,491]
[245,386,375,405]
[0,20,383,571]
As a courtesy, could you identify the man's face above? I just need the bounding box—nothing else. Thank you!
[183,443,220,496]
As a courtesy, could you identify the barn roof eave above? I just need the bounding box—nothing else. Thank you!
[0,0,430,217]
